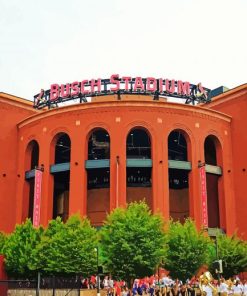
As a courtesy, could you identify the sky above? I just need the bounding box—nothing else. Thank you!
[0,0,246,101]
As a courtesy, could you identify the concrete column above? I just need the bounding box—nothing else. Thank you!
[220,135,236,235]
[162,132,170,221]
[15,136,28,224]
[189,135,203,229]
[110,123,126,210]
[69,128,87,217]
[152,125,169,220]
[38,134,54,227]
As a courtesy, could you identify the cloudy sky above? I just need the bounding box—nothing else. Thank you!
[0,0,246,101]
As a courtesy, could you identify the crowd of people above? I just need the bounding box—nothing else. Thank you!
[80,274,247,296]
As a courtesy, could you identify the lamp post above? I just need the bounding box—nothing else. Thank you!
[95,247,100,296]
[36,272,40,296]
[207,229,223,280]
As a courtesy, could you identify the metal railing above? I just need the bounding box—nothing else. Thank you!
[0,274,82,296]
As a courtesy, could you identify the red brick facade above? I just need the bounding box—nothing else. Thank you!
[0,85,246,239]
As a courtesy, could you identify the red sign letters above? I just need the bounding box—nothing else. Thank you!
[199,165,208,228]
[49,74,192,101]
[33,169,43,227]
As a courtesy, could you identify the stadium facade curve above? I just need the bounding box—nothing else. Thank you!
[0,80,246,239]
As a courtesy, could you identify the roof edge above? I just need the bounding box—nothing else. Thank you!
[17,99,232,129]
[207,83,247,107]
[0,92,39,111]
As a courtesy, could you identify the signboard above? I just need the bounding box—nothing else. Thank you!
[33,169,43,227]
[34,74,211,109]
[207,228,224,237]
[199,165,208,228]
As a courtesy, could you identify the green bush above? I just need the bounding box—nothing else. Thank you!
[29,215,98,276]
[2,219,42,277]
[100,201,166,284]
[209,233,247,278]
[0,231,6,254]
[164,219,212,282]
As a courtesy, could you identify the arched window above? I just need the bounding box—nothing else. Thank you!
[205,137,217,165]
[168,130,187,161]
[168,130,190,223]
[88,129,110,160]
[30,141,39,169]
[126,128,151,159]
[87,128,110,226]
[55,133,71,164]
[126,128,152,209]
[52,133,71,222]
[204,135,223,228]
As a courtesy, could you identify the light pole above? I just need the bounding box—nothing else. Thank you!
[36,272,40,296]
[95,247,100,296]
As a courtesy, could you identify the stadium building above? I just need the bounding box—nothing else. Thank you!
[0,75,246,239]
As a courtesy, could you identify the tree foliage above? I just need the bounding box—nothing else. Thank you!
[2,219,42,277]
[0,231,6,254]
[164,219,212,282]
[100,201,166,283]
[210,233,247,278]
[2,211,247,281]
[29,215,98,276]
[2,215,98,277]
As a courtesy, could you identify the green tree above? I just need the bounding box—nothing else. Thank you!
[30,215,98,276]
[100,201,166,284]
[2,219,42,277]
[210,233,247,278]
[0,231,6,254]
[164,219,212,282]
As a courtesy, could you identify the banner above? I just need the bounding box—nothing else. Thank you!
[33,169,43,227]
[199,165,208,228]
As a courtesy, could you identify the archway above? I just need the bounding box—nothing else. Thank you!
[168,130,190,223]
[204,135,223,228]
[52,133,71,222]
[86,128,110,226]
[126,128,152,209]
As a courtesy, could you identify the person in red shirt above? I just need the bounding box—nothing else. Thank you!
[114,281,121,296]
[90,275,96,289]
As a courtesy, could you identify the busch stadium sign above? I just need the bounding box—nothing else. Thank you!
[34,74,211,109]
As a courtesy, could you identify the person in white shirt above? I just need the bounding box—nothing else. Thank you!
[219,278,229,296]
[200,278,217,296]
[232,281,243,296]
[202,284,214,296]
[103,276,109,289]
[162,275,171,286]
[108,277,114,288]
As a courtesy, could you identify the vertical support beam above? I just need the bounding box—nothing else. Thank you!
[110,125,126,210]
[69,129,87,216]
[188,135,203,230]
[215,136,226,232]
[152,134,158,212]
[218,175,226,230]
[15,137,28,224]
[39,135,54,226]
[219,135,236,235]
[153,129,168,218]
[162,140,170,221]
